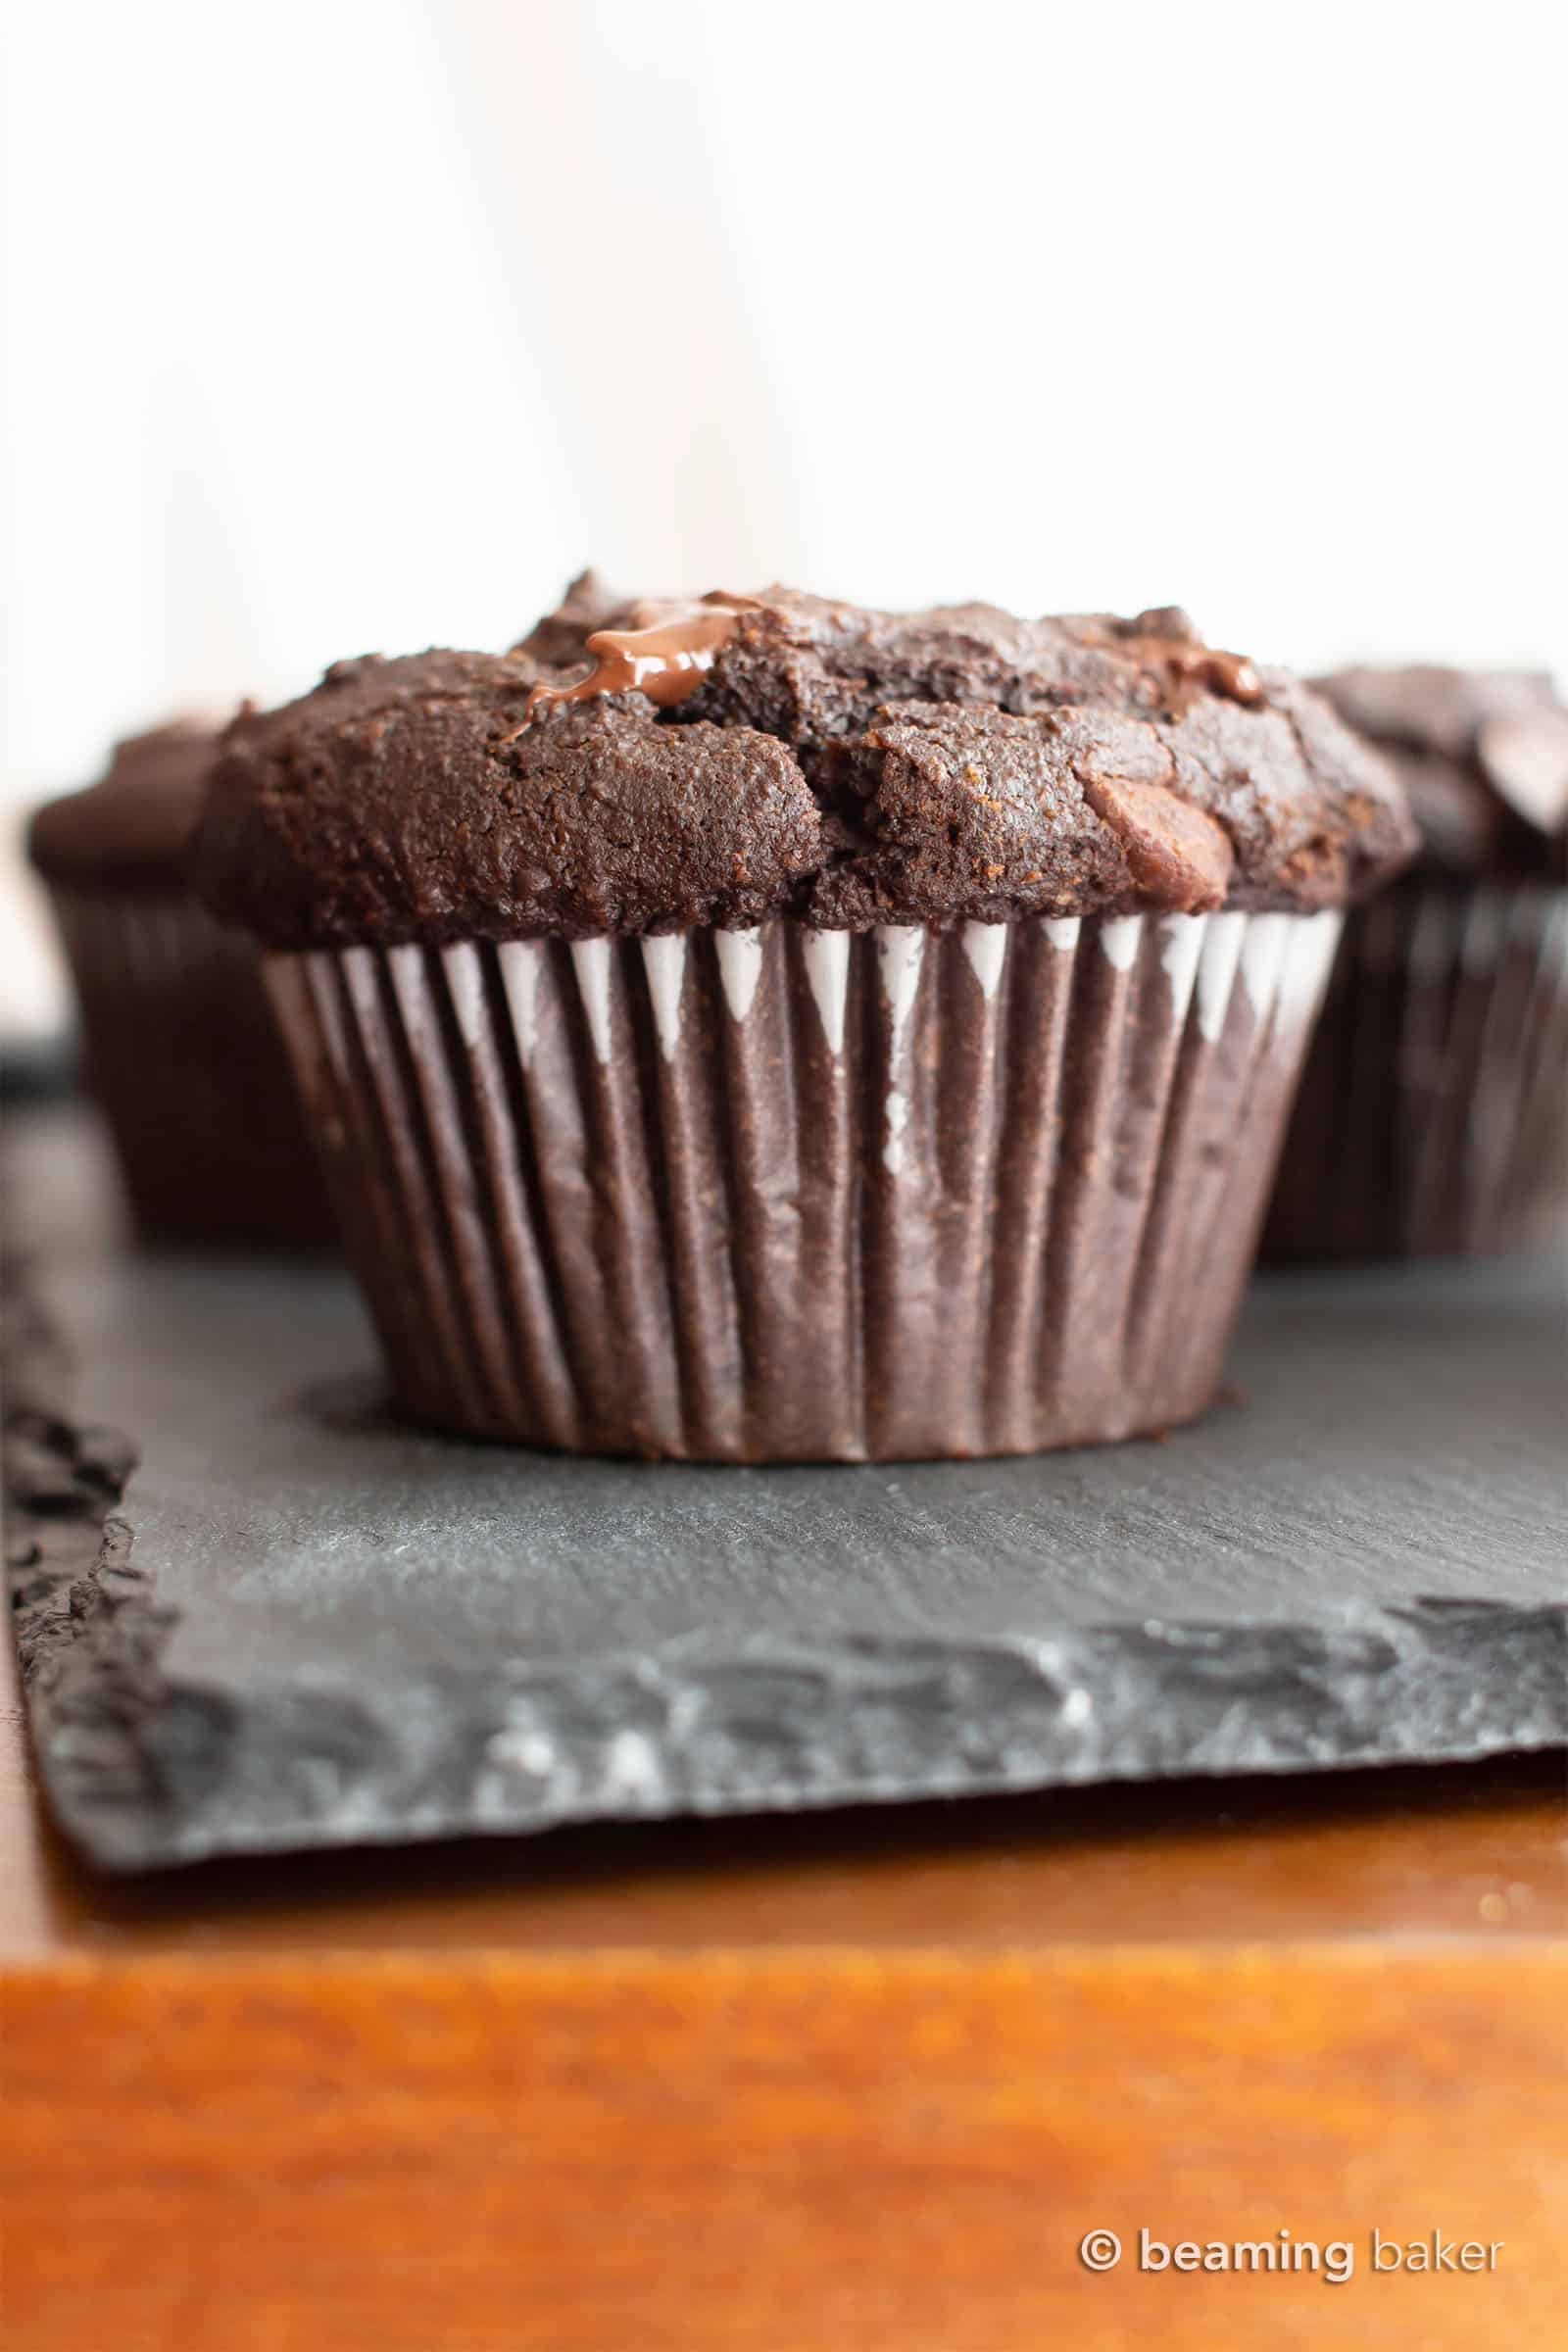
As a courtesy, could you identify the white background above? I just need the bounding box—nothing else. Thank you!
[4,0,1564,1032]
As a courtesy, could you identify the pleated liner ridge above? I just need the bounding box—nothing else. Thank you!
[47,885,333,1250]
[1265,883,1568,1262]
[267,908,1342,1462]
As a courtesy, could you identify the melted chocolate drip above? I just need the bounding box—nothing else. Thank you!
[521,594,760,724]
[1121,636,1267,710]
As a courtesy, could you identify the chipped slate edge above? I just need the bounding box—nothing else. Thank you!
[4,1235,1566,1875]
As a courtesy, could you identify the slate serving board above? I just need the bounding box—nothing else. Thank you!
[5,1105,1565,1873]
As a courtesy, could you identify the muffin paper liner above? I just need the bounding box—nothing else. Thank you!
[267,908,1342,1462]
[1265,883,1568,1262]
[46,884,334,1250]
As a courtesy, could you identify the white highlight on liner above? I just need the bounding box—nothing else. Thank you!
[1154,912,1205,1026]
[960,920,1008,1002]
[1044,916,1081,954]
[340,944,382,1036]
[1195,910,1247,1043]
[1275,910,1344,1032]
[1098,913,1143,972]
[715,926,765,1023]
[305,950,351,1082]
[876,926,926,1174]
[802,929,851,1055]
[877,925,926,1046]
[498,941,544,1066]
[640,934,687,1060]
[441,942,487,1049]
[386,945,434,1062]
[1238,911,1291,1026]
[570,937,615,1064]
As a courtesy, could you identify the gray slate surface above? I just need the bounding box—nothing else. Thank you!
[5,1107,1565,1873]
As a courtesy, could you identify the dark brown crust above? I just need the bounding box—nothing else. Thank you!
[28,721,224,888]
[1315,666,1568,881]
[194,658,825,945]
[193,588,1416,948]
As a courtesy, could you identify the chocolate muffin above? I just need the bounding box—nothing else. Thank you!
[1265,667,1568,1262]
[194,584,1413,1460]
[28,722,334,1249]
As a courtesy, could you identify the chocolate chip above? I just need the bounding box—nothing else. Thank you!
[1081,771,1235,911]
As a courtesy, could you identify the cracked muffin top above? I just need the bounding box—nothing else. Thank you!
[1316,664,1568,882]
[192,575,1416,947]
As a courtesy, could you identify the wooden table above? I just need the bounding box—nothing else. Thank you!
[4,1593,1565,2350]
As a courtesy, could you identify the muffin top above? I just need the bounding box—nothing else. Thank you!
[1316,666,1568,881]
[193,578,1415,947]
[28,720,223,891]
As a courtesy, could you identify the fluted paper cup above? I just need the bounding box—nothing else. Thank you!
[46,884,334,1250]
[266,907,1342,1462]
[1265,883,1568,1262]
